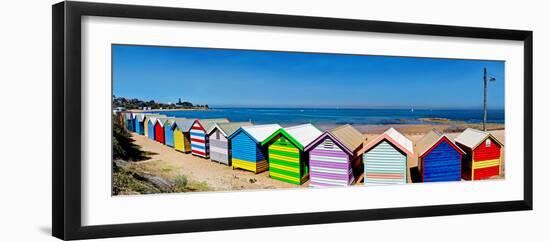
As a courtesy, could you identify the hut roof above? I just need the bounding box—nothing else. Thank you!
[284,124,323,147]
[209,122,253,137]
[362,128,414,156]
[414,129,465,157]
[146,115,166,125]
[196,118,230,133]
[261,124,322,150]
[163,118,186,127]
[173,119,197,132]
[235,124,282,143]
[156,117,175,127]
[454,128,503,149]
[328,124,365,152]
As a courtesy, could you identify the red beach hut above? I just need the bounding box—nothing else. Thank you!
[454,128,504,180]
[154,117,172,144]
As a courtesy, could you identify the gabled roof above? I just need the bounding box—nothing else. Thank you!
[163,118,186,127]
[228,124,282,143]
[155,117,175,127]
[454,128,503,149]
[261,124,323,150]
[146,115,166,125]
[415,129,465,158]
[362,128,414,156]
[196,118,230,133]
[328,124,365,152]
[173,119,197,132]
[208,122,253,137]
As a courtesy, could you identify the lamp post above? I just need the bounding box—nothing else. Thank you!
[483,67,496,131]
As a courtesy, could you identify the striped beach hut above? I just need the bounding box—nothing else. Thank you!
[362,128,414,185]
[414,129,465,182]
[228,124,282,173]
[154,117,174,144]
[172,119,196,153]
[190,118,230,158]
[454,128,503,180]
[261,124,323,185]
[304,124,365,187]
[208,122,253,165]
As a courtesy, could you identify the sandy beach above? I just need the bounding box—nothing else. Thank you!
[120,123,505,193]
[127,133,303,191]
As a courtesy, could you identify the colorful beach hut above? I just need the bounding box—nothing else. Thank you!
[228,124,282,173]
[124,112,133,132]
[161,118,186,147]
[261,124,323,185]
[133,113,148,135]
[144,115,165,140]
[304,124,365,187]
[172,119,196,153]
[208,122,253,165]
[362,128,414,185]
[154,117,174,144]
[190,118,230,158]
[454,128,503,180]
[414,129,465,182]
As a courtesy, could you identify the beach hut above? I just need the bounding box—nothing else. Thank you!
[304,124,366,187]
[133,113,147,135]
[454,128,503,180]
[190,118,230,158]
[172,119,196,153]
[362,128,414,185]
[154,117,174,144]
[162,118,185,147]
[414,129,465,182]
[144,115,165,140]
[228,124,282,173]
[124,112,133,132]
[261,124,323,185]
[208,122,253,165]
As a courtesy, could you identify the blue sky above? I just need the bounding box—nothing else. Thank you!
[112,45,505,109]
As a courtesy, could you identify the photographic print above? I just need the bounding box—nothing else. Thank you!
[111,44,505,195]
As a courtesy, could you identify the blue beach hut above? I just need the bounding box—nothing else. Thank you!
[227,124,281,173]
[415,129,465,182]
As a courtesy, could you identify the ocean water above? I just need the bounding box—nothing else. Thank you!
[149,108,504,128]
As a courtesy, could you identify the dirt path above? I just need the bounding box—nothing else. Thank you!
[130,133,302,191]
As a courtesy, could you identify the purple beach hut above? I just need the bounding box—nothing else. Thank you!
[304,124,366,187]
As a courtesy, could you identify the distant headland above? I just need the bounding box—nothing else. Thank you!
[113,95,209,111]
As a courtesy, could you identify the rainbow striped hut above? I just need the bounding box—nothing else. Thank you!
[190,118,229,158]
[362,128,414,185]
[208,122,253,165]
[414,129,465,182]
[228,124,282,173]
[261,124,322,185]
[304,124,365,187]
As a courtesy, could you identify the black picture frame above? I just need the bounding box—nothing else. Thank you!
[52,1,533,240]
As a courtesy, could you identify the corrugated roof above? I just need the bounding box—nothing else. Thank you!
[146,115,166,125]
[454,128,503,149]
[163,117,186,126]
[284,124,323,147]
[197,118,230,133]
[328,124,365,152]
[242,124,282,143]
[173,119,196,132]
[414,129,443,156]
[214,122,253,137]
